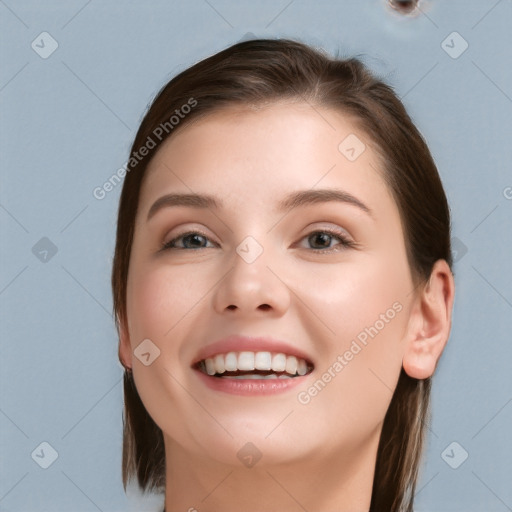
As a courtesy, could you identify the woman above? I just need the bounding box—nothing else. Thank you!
[112,38,455,511]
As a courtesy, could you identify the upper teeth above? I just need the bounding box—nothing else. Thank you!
[201,351,309,376]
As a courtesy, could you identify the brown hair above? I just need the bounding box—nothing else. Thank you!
[111,38,452,511]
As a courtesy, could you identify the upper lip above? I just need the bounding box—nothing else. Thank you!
[192,335,314,366]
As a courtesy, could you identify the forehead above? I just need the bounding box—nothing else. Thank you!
[138,101,394,219]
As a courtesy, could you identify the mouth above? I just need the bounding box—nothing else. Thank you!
[193,351,314,380]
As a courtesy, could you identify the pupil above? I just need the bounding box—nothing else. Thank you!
[312,233,330,248]
[186,234,204,248]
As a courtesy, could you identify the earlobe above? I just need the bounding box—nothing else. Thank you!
[402,259,455,380]
[118,314,133,370]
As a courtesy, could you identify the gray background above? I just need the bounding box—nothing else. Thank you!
[1,1,511,511]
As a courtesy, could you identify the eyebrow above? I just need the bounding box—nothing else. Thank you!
[146,188,373,221]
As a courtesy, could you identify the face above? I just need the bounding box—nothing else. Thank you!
[119,101,417,468]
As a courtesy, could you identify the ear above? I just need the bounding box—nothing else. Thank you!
[118,313,133,370]
[402,259,455,379]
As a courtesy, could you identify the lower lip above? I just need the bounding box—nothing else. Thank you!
[194,369,311,396]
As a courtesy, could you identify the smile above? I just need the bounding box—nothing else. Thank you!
[195,351,314,379]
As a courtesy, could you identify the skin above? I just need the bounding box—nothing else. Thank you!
[119,101,454,512]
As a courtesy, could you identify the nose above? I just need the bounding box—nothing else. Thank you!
[211,237,291,317]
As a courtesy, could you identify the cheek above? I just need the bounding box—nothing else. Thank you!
[125,264,216,443]
[304,250,409,348]
[295,253,409,427]
[127,263,206,347]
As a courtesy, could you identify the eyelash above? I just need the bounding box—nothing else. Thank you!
[159,228,356,254]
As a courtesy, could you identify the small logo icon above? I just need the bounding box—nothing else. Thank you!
[441,32,468,59]
[451,236,468,263]
[441,441,468,469]
[31,32,59,59]
[237,442,262,468]
[134,338,161,366]
[31,441,59,469]
[236,236,264,264]
[32,237,58,263]
[338,134,366,162]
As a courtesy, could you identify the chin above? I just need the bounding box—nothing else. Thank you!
[191,422,316,468]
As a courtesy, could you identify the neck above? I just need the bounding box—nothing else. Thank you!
[163,429,380,512]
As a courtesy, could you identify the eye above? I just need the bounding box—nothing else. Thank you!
[160,230,216,251]
[299,228,356,253]
[159,228,356,253]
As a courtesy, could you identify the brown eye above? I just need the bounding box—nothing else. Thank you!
[302,229,355,253]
